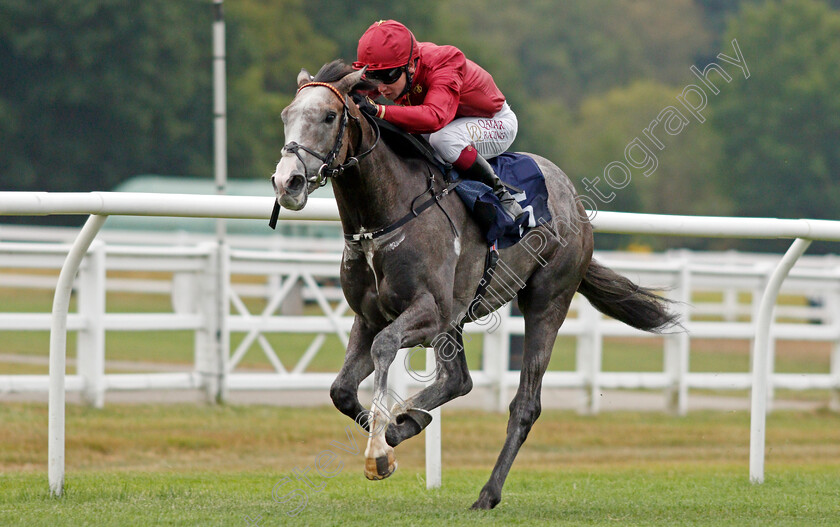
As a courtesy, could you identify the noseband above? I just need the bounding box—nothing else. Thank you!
[283,81,380,188]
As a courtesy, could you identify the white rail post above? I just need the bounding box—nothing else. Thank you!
[389,348,410,406]
[195,241,227,403]
[76,239,106,408]
[495,304,512,413]
[750,237,811,484]
[480,305,509,413]
[723,287,738,322]
[664,258,690,415]
[49,214,108,497]
[759,266,780,411]
[749,268,772,411]
[213,0,229,404]
[425,346,442,489]
[830,285,840,412]
[577,296,602,414]
[217,240,230,402]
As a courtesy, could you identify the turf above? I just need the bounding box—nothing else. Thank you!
[2,404,840,526]
[2,280,839,524]
[3,467,840,526]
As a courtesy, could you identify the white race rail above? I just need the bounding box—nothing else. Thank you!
[2,191,840,496]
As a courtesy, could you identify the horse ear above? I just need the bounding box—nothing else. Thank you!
[297,69,313,88]
[336,67,366,94]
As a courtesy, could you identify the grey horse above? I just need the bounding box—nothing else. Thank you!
[270,60,677,510]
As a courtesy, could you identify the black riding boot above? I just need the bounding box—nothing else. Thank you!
[460,155,524,221]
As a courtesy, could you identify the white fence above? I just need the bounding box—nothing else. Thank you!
[2,239,840,416]
[3,191,840,496]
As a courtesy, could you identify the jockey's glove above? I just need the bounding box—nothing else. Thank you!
[351,93,384,119]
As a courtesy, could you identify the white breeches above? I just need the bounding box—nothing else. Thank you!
[426,102,518,163]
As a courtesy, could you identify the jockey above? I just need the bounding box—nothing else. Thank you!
[351,20,524,221]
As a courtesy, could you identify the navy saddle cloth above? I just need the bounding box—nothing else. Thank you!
[451,153,552,249]
[371,117,551,249]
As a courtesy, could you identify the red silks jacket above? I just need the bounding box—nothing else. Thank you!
[384,42,506,134]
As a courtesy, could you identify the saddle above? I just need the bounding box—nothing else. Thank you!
[371,116,552,250]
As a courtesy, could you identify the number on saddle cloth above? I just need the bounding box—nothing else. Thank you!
[453,153,552,249]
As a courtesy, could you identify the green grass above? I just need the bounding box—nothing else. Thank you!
[3,467,840,526]
[2,404,840,526]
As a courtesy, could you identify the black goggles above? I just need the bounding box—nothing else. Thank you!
[364,66,404,85]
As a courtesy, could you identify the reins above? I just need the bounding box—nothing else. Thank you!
[272,75,491,325]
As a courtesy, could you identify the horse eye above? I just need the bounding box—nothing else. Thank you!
[325,111,337,124]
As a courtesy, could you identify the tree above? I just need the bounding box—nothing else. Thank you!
[446,0,714,106]
[302,1,449,61]
[564,80,728,249]
[428,0,716,163]
[224,0,337,180]
[0,0,342,213]
[0,0,213,193]
[710,0,840,223]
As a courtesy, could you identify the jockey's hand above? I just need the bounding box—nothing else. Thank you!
[351,93,382,118]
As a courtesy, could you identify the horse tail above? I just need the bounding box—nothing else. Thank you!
[577,259,680,333]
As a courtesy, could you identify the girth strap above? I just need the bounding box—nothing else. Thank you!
[461,243,500,325]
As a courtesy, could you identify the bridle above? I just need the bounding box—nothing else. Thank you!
[273,79,460,239]
[270,81,380,229]
[282,81,380,189]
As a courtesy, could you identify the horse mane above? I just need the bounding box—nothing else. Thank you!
[313,60,377,93]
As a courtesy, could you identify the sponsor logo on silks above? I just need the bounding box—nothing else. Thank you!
[466,123,482,142]
[413,85,423,94]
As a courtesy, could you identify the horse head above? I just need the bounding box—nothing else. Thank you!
[271,64,369,211]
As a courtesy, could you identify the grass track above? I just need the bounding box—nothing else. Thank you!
[3,467,840,526]
[2,284,839,524]
[2,404,840,525]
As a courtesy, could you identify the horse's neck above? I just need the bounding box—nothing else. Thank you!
[332,136,429,234]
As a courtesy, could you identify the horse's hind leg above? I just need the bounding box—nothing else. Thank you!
[471,281,577,510]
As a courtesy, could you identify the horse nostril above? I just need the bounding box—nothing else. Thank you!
[287,173,306,194]
[270,175,279,193]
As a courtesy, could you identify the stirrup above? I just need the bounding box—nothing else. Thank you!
[496,191,524,221]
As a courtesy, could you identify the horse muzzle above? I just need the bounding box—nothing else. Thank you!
[271,171,308,211]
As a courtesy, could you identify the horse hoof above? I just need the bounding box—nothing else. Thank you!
[470,499,497,510]
[364,451,397,480]
[470,489,500,510]
[386,408,434,447]
[402,408,433,428]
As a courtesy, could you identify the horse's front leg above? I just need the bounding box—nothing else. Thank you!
[363,293,440,480]
[330,316,376,427]
[384,327,472,447]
